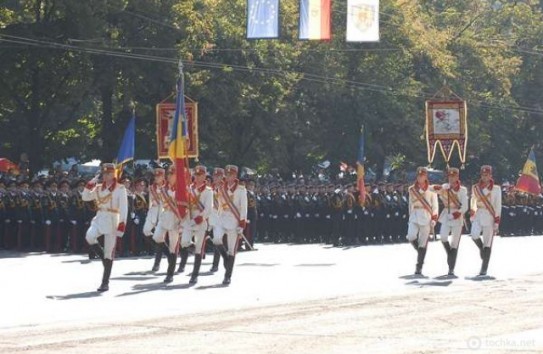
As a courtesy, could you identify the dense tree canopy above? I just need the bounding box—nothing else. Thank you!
[1,0,543,181]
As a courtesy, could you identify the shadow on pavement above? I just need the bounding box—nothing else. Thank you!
[46,291,102,300]
[399,274,428,280]
[195,283,229,290]
[111,276,156,281]
[237,263,279,267]
[295,263,335,267]
[465,275,497,281]
[434,274,459,280]
[0,251,30,259]
[405,280,453,287]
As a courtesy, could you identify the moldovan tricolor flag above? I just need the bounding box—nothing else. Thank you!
[168,78,189,218]
[299,0,331,40]
[515,147,541,195]
[247,0,280,39]
[346,0,379,42]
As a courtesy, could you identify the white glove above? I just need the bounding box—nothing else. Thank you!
[130,212,135,219]
[17,220,22,224]
[236,227,243,234]
[494,223,499,232]
[4,219,10,223]
[134,218,140,225]
[296,212,302,218]
[70,220,77,225]
[431,220,436,228]
[442,183,450,190]
[45,220,51,225]
[116,231,124,238]
[30,220,36,224]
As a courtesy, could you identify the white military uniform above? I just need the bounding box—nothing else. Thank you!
[180,183,214,254]
[152,184,181,254]
[83,180,128,260]
[209,182,223,246]
[470,182,502,247]
[215,181,248,256]
[406,183,439,247]
[143,183,164,237]
[437,182,468,248]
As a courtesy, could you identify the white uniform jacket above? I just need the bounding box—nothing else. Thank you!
[217,181,248,230]
[471,182,502,227]
[408,183,438,226]
[82,180,128,236]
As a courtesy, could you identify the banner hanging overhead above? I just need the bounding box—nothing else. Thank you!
[247,0,280,39]
[299,0,331,40]
[346,0,379,42]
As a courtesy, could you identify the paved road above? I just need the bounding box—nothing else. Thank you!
[1,235,543,353]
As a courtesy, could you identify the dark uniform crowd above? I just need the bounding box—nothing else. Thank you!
[1,170,543,255]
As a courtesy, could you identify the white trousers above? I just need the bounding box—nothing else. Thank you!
[406,222,431,248]
[439,223,462,248]
[153,224,180,255]
[213,225,240,256]
[86,228,117,260]
[470,221,494,247]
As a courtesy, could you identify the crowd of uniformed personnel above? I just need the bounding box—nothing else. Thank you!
[1,172,543,254]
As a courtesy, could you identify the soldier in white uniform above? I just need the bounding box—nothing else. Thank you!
[215,165,248,285]
[210,168,228,272]
[433,168,468,276]
[83,163,128,292]
[179,165,213,284]
[470,165,502,276]
[406,167,438,275]
[143,168,165,272]
[152,165,182,283]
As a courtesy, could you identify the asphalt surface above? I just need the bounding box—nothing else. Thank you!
[1,235,543,353]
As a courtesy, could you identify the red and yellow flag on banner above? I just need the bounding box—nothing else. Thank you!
[515,147,541,195]
[357,126,366,205]
[168,77,189,218]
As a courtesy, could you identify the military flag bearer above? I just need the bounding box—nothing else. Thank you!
[82,163,128,292]
[406,167,438,275]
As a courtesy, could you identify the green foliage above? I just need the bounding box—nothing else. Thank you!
[0,0,542,181]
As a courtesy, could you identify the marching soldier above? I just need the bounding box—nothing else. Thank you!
[152,165,182,284]
[210,167,227,272]
[42,180,60,253]
[215,165,248,285]
[470,165,502,276]
[29,181,44,250]
[82,163,128,292]
[181,165,213,284]
[433,168,468,276]
[406,167,438,275]
[144,168,166,271]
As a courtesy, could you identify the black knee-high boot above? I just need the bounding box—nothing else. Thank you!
[210,249,220,272]
[151,242,164,272]
[479,247,492,276]
[223,255,236,285]
[164,253,177,283]
[190,254,202,284]
[415,247,427,275]
[97,259,112,292]
[448,248,458,275]
[177,247,189,273]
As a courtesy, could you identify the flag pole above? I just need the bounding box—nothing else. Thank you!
[178,59,192,220]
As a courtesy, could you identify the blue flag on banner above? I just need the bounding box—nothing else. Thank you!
[247,0,280,39]
[116,113,135,165]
